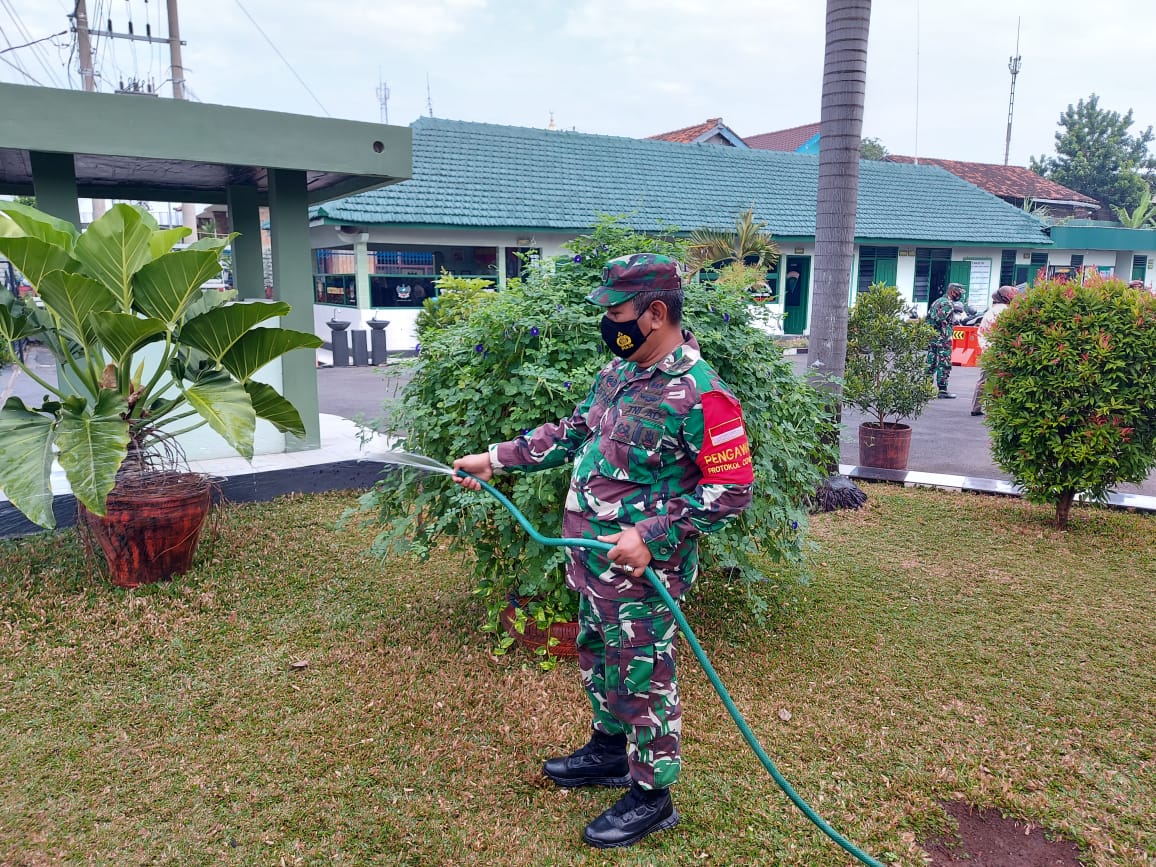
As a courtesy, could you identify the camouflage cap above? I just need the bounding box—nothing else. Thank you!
[586,253,682,307]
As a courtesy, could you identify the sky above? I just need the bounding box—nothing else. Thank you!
[4,0,1155,168]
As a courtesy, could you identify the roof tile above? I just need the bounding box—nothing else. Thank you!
[314,118,1051,247]
[744,122,822,151]
[885,156,1099,206]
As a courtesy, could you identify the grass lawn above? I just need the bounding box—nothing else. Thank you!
[1,484,1152,866]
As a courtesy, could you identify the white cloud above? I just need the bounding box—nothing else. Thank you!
[2,0,1155,167]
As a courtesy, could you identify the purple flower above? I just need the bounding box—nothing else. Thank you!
[790,520,799,530]
[723,313,730,323]
[474,343,485,353]
[521,429,530,436]
[573,255,583,263]
[530,327,540,337]
[563,381,572,389]
[556,304,564,312]
[415,342,421,354]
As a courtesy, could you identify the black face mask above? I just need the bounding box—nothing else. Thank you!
[600,312,652,359]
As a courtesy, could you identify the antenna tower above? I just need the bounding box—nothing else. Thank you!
[1004,18,1022,166]
[426,73,434,117]
[376,68,390,124]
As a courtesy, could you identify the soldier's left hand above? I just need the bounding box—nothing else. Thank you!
[598,528,652,575]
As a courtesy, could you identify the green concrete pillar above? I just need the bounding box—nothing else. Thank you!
[226,184,264,300]
[354,233,371,311]
[268,168,320,451]
[29,151,82,397]
[497,245,508,289]
[29,151,81,228]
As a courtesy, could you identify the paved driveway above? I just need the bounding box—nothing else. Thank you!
[5,347,1153,496]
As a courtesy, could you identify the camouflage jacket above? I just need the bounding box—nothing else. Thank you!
[489,332,753,598]
[926,296,955,341]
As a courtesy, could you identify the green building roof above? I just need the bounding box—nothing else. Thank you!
[314,117,1052,247]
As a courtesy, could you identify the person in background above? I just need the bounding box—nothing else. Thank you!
[925,283,963,398]
[971,285,1017,416]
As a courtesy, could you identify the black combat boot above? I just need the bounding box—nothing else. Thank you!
[582,783,679,848]
[542,729,630,788]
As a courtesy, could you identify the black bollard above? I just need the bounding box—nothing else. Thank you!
[368,318,389,366]
[328,319,351,367]
[351,330,369,366]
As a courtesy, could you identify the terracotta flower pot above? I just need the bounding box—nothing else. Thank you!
[858,422,912,470]
[500,599,580,659]
[81,472,212,588]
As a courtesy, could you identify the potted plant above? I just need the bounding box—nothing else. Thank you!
[349,216,835,666]
[0,202,321,586]
[843,282,938,469]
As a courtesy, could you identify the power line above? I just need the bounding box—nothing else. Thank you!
[0,0,66,86]
[0,29,68,56]
[232,0,329,116]
[0,52,45,85]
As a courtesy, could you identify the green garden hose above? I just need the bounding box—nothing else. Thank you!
[458,470,884,867]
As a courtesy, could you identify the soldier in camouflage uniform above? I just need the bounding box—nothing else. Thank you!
[454,253,753,849]
[925,283,963,398]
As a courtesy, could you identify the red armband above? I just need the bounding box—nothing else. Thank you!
[696,391,754,484]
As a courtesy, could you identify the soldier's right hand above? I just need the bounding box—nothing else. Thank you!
[452,453,493,491]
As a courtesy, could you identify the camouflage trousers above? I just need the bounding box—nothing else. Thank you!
[925,338,953,390]
[577,592,683,790]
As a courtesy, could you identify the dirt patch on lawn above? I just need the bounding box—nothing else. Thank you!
[921,800,1082,866]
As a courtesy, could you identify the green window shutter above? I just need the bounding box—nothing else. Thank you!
[1133,254,1147,282]
[948,261,971,298]
[874,257,898,288]
[999,249,1017,284]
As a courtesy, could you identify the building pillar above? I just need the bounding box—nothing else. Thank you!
[497,245,508,289]
[29,151,81,228]
[226,184,264,300]
[354,232,371,311]
[267,168,320,451]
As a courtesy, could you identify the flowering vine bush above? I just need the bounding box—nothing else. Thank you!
[981,272,1156,528]
[351,218,834,659]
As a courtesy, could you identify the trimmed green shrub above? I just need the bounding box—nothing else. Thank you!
[982,273,1156,528]
[415,270,496,339]
[843,282,938,426]
[350,218,835,659]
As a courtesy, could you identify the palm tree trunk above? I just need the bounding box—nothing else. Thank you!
[809,0,872,511]
[810,0,871,391]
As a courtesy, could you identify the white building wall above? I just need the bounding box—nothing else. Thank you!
[895,252,917,304]
[955,246,1001,309]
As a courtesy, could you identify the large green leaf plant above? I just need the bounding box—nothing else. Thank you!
[0,202,321,528]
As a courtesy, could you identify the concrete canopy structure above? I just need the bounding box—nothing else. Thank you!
[0,82,411,450]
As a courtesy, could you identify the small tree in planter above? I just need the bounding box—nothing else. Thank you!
[351,217,835,663]
[843,282,938,469]
[0,203,321,584]
[982,273,1156,528]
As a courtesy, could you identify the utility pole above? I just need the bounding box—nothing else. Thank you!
[166,0,196,231]
[1004,18,1022,166]
[73,0,107,219]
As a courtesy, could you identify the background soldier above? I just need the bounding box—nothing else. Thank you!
[926,283,963,398]
[453,253,753,849]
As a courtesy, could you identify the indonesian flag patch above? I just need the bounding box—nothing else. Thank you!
[697,391,754,484]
